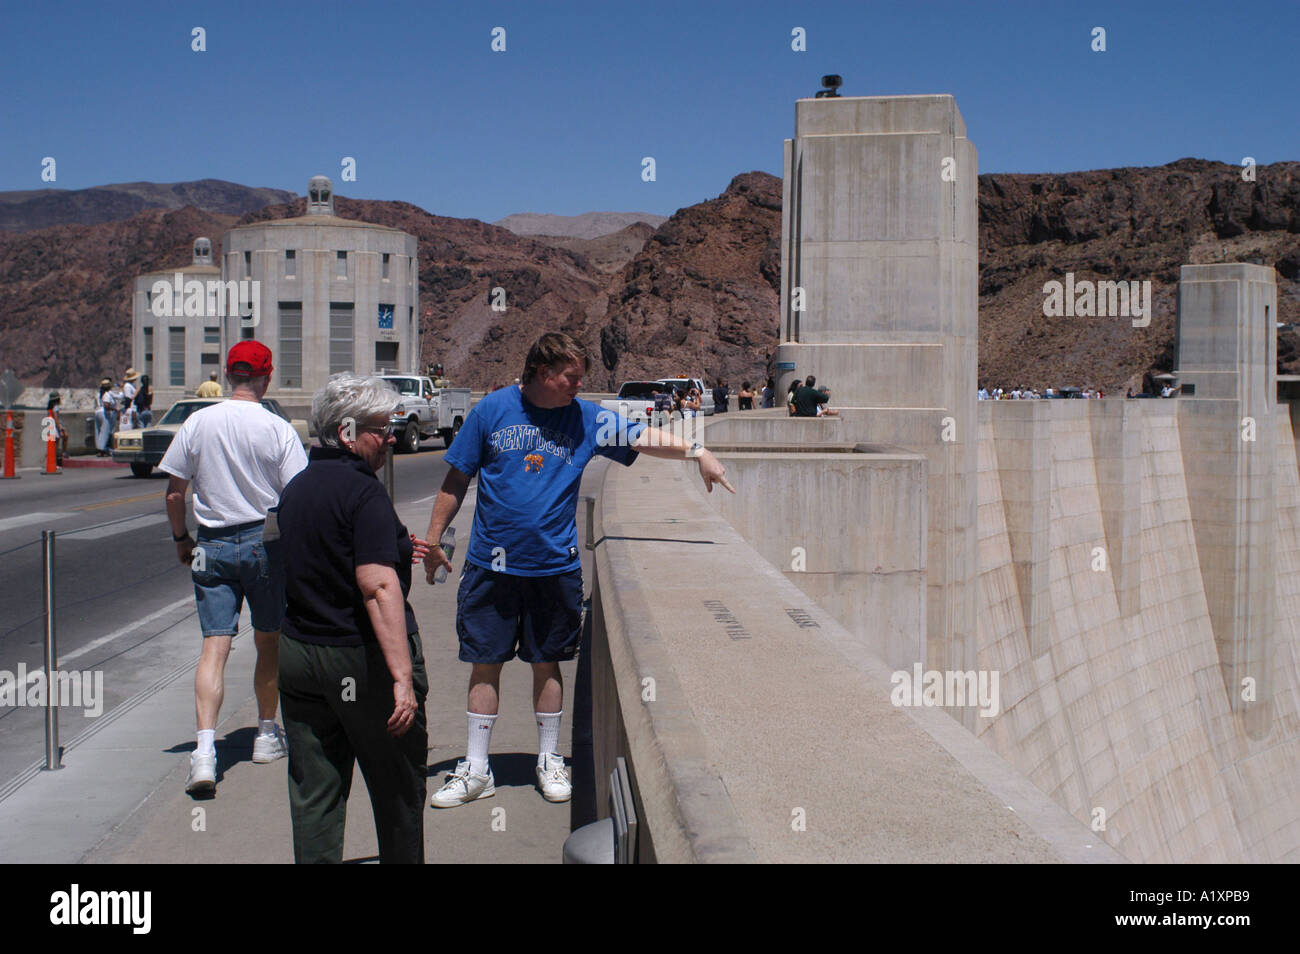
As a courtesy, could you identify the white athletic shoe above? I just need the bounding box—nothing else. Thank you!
[430,760,495,808]
[252,725,288,763]
[186,752,217,795]
[536,753,572,803]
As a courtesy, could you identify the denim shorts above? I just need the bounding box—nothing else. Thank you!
[192,521,285,637]
[456,562,583,664]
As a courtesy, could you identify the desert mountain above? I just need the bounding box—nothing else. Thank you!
[494,211,667,239]
[0,162,1297,393]
[0,180,297,233]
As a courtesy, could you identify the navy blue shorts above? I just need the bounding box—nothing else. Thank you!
[456,562,583,664]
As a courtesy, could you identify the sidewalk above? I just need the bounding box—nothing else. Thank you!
[0,480,586,864]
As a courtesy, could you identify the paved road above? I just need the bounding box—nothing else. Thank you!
[0,447,453,786]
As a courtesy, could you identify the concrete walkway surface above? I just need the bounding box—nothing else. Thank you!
[0,484,581,864]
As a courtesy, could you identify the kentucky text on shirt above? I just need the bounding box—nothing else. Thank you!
[486,424,577,465]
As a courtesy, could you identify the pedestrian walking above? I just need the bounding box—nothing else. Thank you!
[159,341,308,795]
[422,332,734,810]
[45,393,68,464]
[94,379,116,456]
[761,378,775,409]
[275,374,431,863]
[121,368,140,431]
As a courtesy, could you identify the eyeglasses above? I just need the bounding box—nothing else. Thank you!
[359,423,395,439]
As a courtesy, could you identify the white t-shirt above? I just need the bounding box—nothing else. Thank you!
[159,399,308,528]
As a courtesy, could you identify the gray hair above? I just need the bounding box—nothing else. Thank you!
[313,373,398,449]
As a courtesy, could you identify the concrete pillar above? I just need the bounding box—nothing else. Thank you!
[1089,399,1143,618]
[991,401,1052,655]
[777,94,979,709]
[1176,263,1277,728]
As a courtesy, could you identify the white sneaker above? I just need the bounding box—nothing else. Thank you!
[430,760,495,808]
[536,753,572,803]
[186,752,216,795]
[252,725,288,763]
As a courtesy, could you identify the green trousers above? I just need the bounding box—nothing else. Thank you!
[279,632,429,864]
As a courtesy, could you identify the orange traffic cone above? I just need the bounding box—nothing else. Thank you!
[1,411,16,479]
[41,415,61,476]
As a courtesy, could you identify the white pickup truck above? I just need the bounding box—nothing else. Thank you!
[599,377,716,429]
[380,374,472,452]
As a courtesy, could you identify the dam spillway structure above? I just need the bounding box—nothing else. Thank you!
[697,94,1300,862]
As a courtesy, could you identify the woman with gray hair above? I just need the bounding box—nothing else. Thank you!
[273,374,432,863]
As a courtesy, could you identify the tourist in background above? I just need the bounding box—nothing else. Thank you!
[761,378,775,409]
[196,373,222,398]
[94,379,116,457]
[46,393,68,465]
[134,374,154,427]
[712,381,729,414]
[738,381,755,410]
[121,369,140,430]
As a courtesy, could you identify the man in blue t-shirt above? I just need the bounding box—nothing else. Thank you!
[423,332,734,808]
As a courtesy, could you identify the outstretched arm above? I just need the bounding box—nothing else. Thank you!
[631,428,735,494]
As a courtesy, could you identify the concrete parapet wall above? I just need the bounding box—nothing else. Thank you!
[697,448,927,670]
[589,455,1122,862]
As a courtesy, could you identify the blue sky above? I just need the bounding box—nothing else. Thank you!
[1,0,1295,223]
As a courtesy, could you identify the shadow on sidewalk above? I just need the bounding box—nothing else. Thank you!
[165,726,261,800]
[429,751,545,789]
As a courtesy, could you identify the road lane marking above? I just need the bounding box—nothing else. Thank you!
[73,491,166,512]
[0,513,74,533]
[22,595,195,685]
[61,513,169,540]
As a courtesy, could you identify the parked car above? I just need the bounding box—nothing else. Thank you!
[112,398,310,477]
[378,374,472,452]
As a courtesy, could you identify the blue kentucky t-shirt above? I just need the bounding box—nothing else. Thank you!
[444,386,647,576]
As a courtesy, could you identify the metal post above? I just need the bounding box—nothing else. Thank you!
[42,530,61,771]
[384,444,395,501]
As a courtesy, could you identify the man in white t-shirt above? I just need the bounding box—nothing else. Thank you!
[160,341,308,796]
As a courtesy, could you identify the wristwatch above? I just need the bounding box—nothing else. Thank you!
[172,530,191,542]
[688,441,704,458]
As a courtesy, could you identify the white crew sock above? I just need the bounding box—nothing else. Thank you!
[467,712,497,776]
[536,710,562,767]
[196,729,216,757]
[257,718,277,737]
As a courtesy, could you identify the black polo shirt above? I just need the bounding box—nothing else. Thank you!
[276,445,416,647]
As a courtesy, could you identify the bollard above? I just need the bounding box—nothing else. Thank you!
[384,443,395,501]
[41,416,60,475]
[1,411,16,479]
[42,531,62,771]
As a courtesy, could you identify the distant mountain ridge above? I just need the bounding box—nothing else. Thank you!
[0,162,1296,393]
[494,211,667,239]
[0,179,297,232]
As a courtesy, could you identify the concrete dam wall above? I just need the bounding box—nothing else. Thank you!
[697,399,1300,862]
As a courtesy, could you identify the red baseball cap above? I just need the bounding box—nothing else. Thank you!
[226,340,274,376]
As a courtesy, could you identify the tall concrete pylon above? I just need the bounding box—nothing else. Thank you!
[1176,263,1278,733]
[778,94,979,715]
